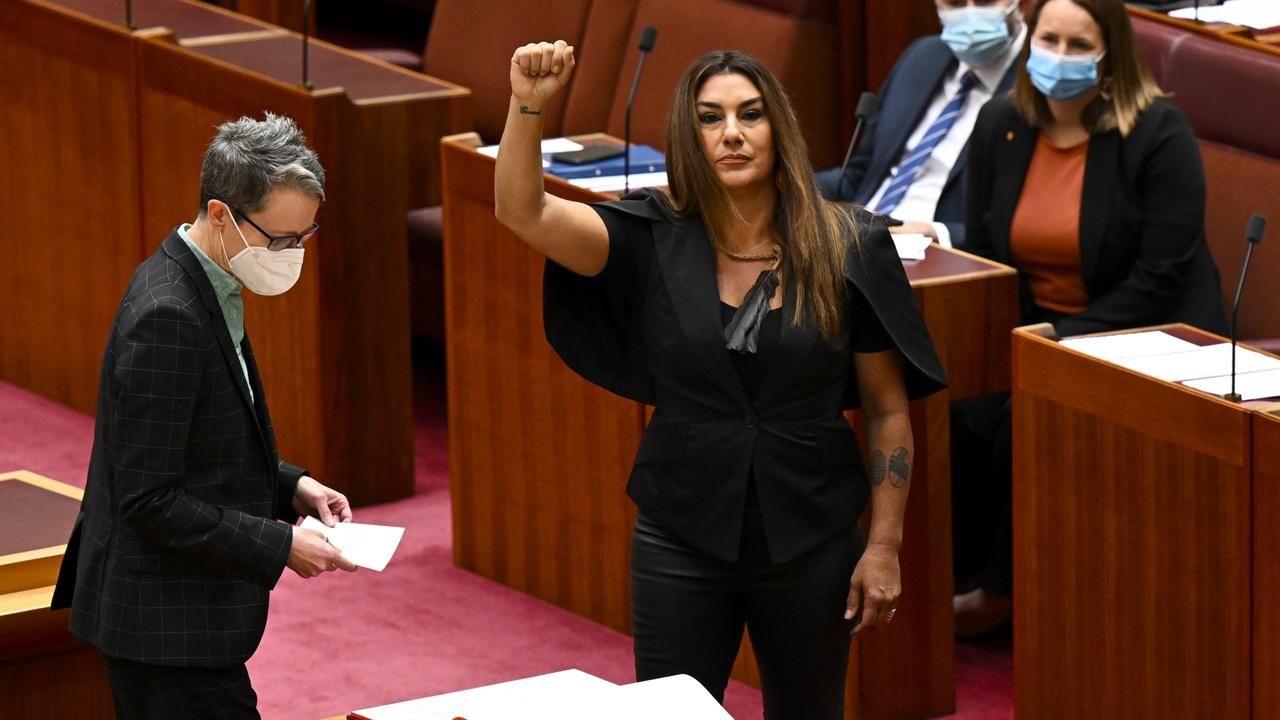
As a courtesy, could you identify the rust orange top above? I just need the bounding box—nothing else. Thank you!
[1009,134,1089,315]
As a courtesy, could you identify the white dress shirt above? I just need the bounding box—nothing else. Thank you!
[866,24,1027,248]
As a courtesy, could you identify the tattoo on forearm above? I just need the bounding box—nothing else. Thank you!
[519,105,543,116]
[889,447,910,488]
[869,450,886,487]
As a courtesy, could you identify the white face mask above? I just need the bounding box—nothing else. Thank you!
[218,208,305,296]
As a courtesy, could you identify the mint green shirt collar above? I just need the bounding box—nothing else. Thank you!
[178,224,252,401]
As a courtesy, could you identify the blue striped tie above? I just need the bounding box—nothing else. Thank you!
[876,71,978,216]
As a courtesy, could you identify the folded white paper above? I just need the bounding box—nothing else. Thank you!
[891,232,931,261]
[300,516,404,572]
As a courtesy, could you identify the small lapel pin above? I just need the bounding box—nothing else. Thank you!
[1006,131,1015,141]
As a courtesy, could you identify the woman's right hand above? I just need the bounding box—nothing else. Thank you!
[510,40,576,107]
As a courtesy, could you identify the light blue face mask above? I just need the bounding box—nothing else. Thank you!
[1026,44,1106,101]
[938,2,1018,68]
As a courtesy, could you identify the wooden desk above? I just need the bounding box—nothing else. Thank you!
[1252,405,1280,719]
[2,0,473,505]
[0,471,112,719]
[1011,324,1274,718]
[442,132,1017,719]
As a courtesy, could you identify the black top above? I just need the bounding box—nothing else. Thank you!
[965,95,1227,336]
[542,190,947,562]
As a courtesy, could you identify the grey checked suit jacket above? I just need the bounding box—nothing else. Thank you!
[52,230,306,667]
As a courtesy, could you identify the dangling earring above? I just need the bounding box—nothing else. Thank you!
[774,169,784,193]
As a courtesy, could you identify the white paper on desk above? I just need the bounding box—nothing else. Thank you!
[1059,330,1200,362]
[891,233,931,261]
[1183,369,1280,401]
[1170,0,1280,28]
[611,674,733,720]
[352,669,618,720]
[300,516,404,572]
[1111,342,1280,382]
[568,171,668,192]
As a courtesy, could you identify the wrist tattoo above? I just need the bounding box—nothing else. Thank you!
[869,450,887,487]
[889,447,910,488]
[519,105,543,116]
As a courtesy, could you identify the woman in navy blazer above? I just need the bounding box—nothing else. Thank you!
[953,0,1226,637]
[495,42,946,717]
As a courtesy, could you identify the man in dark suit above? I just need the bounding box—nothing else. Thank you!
[53,114,356,719]
[817,0,1026,249]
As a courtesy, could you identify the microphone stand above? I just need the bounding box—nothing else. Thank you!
[302,0,314,90]
[624,27,658,195]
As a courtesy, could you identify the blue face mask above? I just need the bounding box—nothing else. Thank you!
[1026,44,1106,101]
[939,2,1018,68]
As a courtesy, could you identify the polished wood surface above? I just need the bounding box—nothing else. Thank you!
[443,132,1017,719]
[45,0,277,38]
[443,133,643,634]
[3,0,473,505]
[0,0,145,419]
[1253,406,1280,719]
[0,471,111,720]
[1012,325,1253,719]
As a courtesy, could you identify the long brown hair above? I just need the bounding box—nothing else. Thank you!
[660,50,854,341]
[1013,0,1165,136]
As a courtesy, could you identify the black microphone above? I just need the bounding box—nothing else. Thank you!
[623,26,658,195]
[125,0,135,29]
[1225,214,1266,402]
[835,92,878,201]
[301,0,314,90]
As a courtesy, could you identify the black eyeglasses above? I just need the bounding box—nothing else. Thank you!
[215,198,319,251]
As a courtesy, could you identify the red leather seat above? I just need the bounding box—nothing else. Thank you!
[1162,34,1280,344]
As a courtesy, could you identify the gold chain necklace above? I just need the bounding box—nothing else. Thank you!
[721,244,782,263]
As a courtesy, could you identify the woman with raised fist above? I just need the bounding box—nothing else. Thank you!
[495,40,947,718]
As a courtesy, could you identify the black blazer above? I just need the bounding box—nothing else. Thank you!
[817,36,1020,247]
[52,230,305,667]
[543,192,947,563]
[966,95,1227,336]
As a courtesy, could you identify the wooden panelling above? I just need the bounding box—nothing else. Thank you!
[863,0,940,92]
[442,134,643,632]
[4,0,472,505]
[1012,328,1252,719]
[0,1,144,414]
[1253,407,1280,719]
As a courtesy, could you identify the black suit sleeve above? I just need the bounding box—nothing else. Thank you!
[1056,107,1206,336]
[964,101,999,261]
[275,459,307,523]
[112,300,293,589]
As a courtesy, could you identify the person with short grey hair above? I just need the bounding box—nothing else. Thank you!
[53,113,356,719]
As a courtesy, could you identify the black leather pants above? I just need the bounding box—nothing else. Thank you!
[630,507,864,720]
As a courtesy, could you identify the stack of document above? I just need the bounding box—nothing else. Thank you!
[476,138,669,192]
[1060,330,1280,401]
[1170,0,1280,29]
[350,670,732,720]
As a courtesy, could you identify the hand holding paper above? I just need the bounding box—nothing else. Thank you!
[300,516,405,572]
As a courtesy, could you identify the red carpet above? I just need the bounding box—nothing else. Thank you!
[0,350,1011,719]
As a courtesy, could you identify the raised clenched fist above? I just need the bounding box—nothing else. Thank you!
[510,40,576,107]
